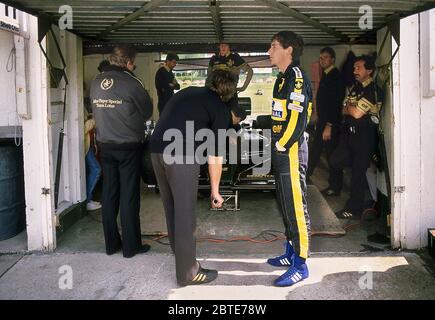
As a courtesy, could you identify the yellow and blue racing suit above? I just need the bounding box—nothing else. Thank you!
[271,64,313,260]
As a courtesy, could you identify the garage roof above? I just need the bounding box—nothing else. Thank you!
[5,0,435,52]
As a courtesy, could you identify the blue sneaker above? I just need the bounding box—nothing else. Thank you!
[267,241,295,267]
[274,264,309,287]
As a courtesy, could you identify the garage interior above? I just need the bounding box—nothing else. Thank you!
[0,0,435,299]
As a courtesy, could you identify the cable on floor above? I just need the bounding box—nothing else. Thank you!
[140,230,288,245]
[141,228,351,245]
[342,206,379,231]
[91,206,380,245]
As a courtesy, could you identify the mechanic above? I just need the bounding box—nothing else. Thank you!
[206,41,253,112]
[155,52,180,115]
[330,54,382,220]
[150,70,236,286]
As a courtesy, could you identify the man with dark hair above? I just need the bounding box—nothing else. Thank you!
[307,47,345,196]
[320,46,336,60]
[331,54,382,219]
[150,69,236,286]
[206,41,253,111]
[155,52,180,115]
[266,31,313,287]
[229,104,247,126]
[91,45,153,258]
[97,59,110,73]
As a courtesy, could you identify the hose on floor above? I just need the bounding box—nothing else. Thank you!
[90,206,379,245]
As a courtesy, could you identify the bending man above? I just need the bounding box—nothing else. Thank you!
[150,70,236,286]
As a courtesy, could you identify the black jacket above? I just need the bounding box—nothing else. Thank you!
[90,65,153,145]
[150,87,230,157]
[316,66,345,127]
[155,65,179,112]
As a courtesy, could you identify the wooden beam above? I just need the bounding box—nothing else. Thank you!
[22,14,56,251]
[209,0,223,42]
[256,0,348,42]
[97,0,170,40]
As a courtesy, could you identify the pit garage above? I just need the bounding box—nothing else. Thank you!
[0,0,435,299]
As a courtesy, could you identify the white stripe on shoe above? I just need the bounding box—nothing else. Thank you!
[290,273,302,283]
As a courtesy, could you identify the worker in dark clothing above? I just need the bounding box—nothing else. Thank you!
[155,53,180,115]
[330,55,382,219]
[97,59,110,73]
[266,31,313,287]
[150,70,236,287]
[90,45,153,258]
[229,104,247,127]
[206,41,253,111]
[307,47,345,196]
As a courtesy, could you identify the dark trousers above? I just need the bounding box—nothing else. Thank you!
[100,146,142,257]
[151,153,200,285]
[272,134,311,259]
[307,122,343,192]
[330,120,378,216]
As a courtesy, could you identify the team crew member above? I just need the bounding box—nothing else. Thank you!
[150,70,236,286]
[206,41,253,110]
[91,45,153,258]
[266,31,313,287]
[229,104,247,127]
[155,53,180,115]
[307,47,345,196]
[330,55,381,219]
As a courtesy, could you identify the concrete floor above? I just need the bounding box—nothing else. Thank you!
[0,158,434,299]
[0,231,26,254]
[0,251,433,300]
[53,158,382,256]
[55,186,355,256]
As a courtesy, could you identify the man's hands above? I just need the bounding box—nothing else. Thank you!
[210,191,224,209]
[169,79,180,90]
[229,136,238,145]
[322,124,332,141]
[343,101,365,119]
[342,102,352,115]
[208,155,223,209]
[275,141,286,152]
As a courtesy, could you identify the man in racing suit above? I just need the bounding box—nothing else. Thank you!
[266,31,313,287]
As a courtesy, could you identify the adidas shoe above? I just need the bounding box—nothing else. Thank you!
[267,241,295,267]
[180,265,218,286]
[274,264,309,287]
